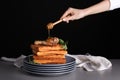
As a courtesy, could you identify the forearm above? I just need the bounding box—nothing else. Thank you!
[83,0,110,17]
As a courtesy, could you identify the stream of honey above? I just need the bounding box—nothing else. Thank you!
[48,29,51,37]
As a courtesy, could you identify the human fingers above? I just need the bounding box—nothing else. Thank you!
[60,7,74,22]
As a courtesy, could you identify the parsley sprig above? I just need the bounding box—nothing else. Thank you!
[59,39,68,50]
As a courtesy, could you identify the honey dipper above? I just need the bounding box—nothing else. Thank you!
[47,19,63,30]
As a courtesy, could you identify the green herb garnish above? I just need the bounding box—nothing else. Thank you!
[59,38,68,50]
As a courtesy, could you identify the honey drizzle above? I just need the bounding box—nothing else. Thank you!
[48,29,51,37]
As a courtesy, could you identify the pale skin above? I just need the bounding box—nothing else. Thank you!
[60,0,110,23]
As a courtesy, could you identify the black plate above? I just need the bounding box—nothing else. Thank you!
[22,66,75,73]
[21,55,76,76]
[23,55,76,67]
[21,66,76,76]
[23,61,75,69]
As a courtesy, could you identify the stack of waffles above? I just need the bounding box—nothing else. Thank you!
[31,37,68,64]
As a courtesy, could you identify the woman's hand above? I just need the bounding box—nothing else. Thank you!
[60,7,86,23]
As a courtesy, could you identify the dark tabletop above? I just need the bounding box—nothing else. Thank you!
[0,59,120,80]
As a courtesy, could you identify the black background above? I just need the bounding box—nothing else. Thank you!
[4,0,120,58]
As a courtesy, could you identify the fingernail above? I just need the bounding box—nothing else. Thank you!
[62,18,66,21]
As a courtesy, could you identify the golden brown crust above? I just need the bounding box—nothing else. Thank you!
[36,50,67,56]
[33,55,65,60]
[38,44,64,51]
[31,44,65,52]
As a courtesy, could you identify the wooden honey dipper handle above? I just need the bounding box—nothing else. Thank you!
[53,19,62,26]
